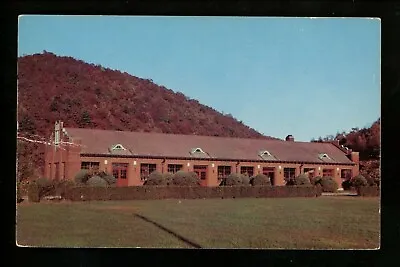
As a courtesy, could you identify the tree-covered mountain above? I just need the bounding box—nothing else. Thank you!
[17,51,277,180]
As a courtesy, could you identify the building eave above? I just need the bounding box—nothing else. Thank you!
[80,153,356,166]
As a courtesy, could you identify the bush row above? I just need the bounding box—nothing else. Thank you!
[66,185,322,201]
[356,186,380,197]
[27,178,75,202]
[75,169,116,186]
[342,174,379,190]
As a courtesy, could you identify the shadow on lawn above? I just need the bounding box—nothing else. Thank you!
[134,213,202,248]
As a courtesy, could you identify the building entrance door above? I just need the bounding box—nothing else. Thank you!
[194,165,207,186]
[112,163,129,187]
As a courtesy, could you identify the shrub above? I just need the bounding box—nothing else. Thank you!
[241,174,251,186]
[17,182,23,203]
[315,176,338,193]
[33,177,55,198]
[351,175,368,188]
[35,177,52,188]
[221,173,243,186]
[163,173,174,186]
[364,176,376,187]
[250,174,271,186]
[55,179,75,198]
[74,169,90,185]
[144,171,167,186]
[310,176,322,186]
[341,179,352,190]
[98,171,116,185]
[27,182,40,202]
[86,176,108,187]
[172,171,201,186]
[285,177,296,186]
[295,174,311,186]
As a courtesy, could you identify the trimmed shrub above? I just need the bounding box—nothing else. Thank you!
[221,173,243,186]
[33,177,56,198]
[163,172,174,186]
[98,171,116,185]
[295,174,311,186]
[55,179,75,198]
[315,176,338,193]
[241,174,251,186]
[74,169,90,185]
[357,186,380,197]
[285,177,296,186]
[144,171,167,186]
[351,175,368,188]
[342,179,352,190]
[35,177,52,188]
[250,174,271,186]
[66,185,322,201]
[172,171,201,186]
[87,176,108,187]
[27,182,40,202]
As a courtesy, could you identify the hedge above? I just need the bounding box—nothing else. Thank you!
[65,185,322,201]
[356,186,380,197]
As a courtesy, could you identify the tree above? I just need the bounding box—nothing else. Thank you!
[79,111,92,126]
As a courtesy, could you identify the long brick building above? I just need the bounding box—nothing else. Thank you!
[45,121,359,189]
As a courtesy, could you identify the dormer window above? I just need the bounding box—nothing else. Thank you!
[112,144,126,150]
[190,147,205,154]
[259,150,272,157]
[318,153,331,160]
[258,150,277,160]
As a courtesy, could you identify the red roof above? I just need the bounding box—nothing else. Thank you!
[64,127,355,165]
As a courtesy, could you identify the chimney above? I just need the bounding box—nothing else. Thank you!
[285,135,294,142]
[349,151,359,164]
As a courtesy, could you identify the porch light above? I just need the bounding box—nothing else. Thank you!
[187,162,190,167]
[257,165,260,169]
[211,163,215,168]
[278,166,282,170]
[336,167,339,171]
[133,161,137,166]
[104,160,108,165]
[318,167,321,170]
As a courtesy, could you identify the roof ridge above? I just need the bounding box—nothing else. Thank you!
[64,127,285,143]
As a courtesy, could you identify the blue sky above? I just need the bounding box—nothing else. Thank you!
[18,16,380,141]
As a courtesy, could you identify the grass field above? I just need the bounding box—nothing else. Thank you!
[16,197,380,249]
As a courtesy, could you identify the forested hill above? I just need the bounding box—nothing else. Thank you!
[312,118,380,161]
[17,51,277,180]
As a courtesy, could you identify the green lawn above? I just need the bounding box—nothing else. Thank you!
[16,197,380,249]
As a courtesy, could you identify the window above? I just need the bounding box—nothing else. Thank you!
[284,168,296,180]
[303,168,315,178]
[191,147,205,154]
[81,161,100,170]
[140,163,157,181]
[167,164,183,174]
[323,169,334,177]
[112,144,125,150]
[217,166,231,179]
[194,165,207,180]
[259,150,271,156]
[240,166,254,177]
[262,167,275,185]
[112,163,129,179]
[341,169,352,180]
